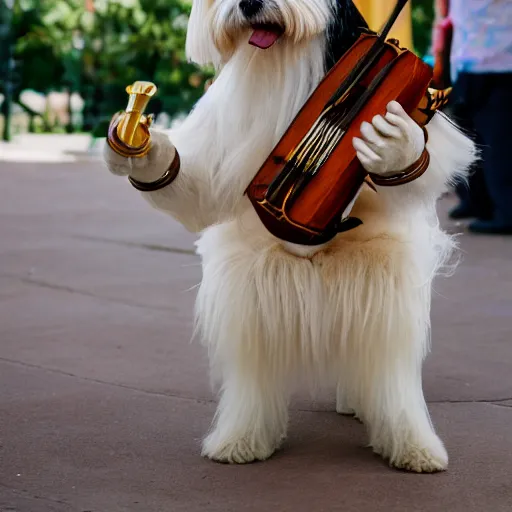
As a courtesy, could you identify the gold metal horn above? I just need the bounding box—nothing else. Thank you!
[107,81,158,158]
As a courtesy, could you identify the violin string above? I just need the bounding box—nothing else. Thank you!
[287,107,336,163]
[292,114,339,168]
[295,105,348,169]
[266,107,338,201]
[266,104,348,203]
[301,125,344,177]
[285,131,345,206]
[292,105,346,167]
[298,115,344,172]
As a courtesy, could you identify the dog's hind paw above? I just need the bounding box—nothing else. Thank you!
[201,433,277,464]
[386,442,448,473]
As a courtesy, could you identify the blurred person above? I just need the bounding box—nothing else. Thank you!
[433,0,512,234]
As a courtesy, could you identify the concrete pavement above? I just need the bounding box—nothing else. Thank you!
[0,159,511,511]
[0,134,102,163]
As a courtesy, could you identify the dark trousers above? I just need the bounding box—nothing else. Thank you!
[449,72,512,224]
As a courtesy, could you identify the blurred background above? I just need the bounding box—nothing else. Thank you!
[1,4,511,510]
[0,0,435,144]
[0,0,216,142]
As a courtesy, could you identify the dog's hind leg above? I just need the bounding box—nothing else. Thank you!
[360,358,448,473]
[336,363,364,417]
[195,224,315,465]
[354,337,448,472]
[346,253,448,473]
[354,323,447,472]
[201,356,289,464]
[336,378,356,416]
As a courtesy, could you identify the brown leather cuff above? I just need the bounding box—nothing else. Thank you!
[367,127,430,187]
[107,112,151,158]
[368,148,430,187]
[128,151,181,192]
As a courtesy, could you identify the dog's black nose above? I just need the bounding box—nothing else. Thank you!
[239,0,263,18]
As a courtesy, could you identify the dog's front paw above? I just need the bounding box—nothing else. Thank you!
[103,130,177,183]
[201,430,278,464]
[352,101,425,177]
[390,442,448,473]
[375,434,448,473]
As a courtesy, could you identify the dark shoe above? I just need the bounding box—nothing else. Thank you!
[468,219,512,235]
[449,204,493,221]
[448,204,478,219]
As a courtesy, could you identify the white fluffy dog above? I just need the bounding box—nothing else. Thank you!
[104,0,476,472]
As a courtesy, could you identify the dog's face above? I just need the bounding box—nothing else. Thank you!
[210,0,332,48]
[186,0,334,66]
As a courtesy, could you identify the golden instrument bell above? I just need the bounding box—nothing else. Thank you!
[107,81,158,158]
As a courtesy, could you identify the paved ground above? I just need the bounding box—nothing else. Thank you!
[0,135,95,164]
[0,158,511,512]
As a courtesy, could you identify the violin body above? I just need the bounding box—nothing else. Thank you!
[246,32,434,246]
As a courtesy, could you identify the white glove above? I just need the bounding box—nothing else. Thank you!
[103,129,177,184]
[352,100,425,176]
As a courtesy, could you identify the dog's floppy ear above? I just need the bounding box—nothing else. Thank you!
[325,0,369,70]
[186,0,221,67]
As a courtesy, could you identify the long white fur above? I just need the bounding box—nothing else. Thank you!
[103,0,477,472]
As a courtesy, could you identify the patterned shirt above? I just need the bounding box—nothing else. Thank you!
[450,0,512,77]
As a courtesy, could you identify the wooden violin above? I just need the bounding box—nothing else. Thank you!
[246,0,449,246]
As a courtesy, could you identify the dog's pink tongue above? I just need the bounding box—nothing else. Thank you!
[249,28,280,49]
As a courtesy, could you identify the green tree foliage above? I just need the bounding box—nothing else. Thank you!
[4,0,436,133]
[411,0,435,57]
[8,0,212,131]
